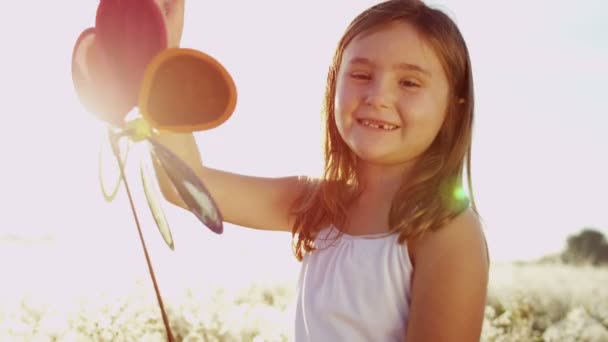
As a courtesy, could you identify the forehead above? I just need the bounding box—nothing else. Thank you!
[341,21,443,75]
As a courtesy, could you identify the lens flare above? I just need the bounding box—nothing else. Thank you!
[453,186,468,201]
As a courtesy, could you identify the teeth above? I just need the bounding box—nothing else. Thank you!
[359,119,398,130]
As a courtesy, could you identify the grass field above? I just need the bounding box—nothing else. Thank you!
[483,262,608,341]
[1,243,607,341]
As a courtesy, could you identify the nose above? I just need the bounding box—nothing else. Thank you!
[364,75,392,110]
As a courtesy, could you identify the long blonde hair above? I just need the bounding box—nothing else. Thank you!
[290,0,477,261]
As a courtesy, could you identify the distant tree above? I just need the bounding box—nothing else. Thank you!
[561,228,608,266]
[598,244,608,264]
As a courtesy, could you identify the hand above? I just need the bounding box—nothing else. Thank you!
[150,131,204,209]
[154,0,185,48]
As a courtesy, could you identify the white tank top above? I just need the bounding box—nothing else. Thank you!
[294,225,414,341]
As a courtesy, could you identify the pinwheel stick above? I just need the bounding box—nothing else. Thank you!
[109,131,175,342]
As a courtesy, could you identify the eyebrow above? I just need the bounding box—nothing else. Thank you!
[347,57,431,77]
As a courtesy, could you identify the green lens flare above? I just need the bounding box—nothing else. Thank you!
[453,186,468,201]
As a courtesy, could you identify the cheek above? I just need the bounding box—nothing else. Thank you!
[334,76,358,120]
[421,113,446,138]
[333,87,352,139]
[399,96,447,141]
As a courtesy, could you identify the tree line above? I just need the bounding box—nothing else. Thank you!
[560,227,608,266]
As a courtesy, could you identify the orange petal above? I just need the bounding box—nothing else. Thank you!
[139,48,238,132]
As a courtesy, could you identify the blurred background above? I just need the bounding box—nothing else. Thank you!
[0,0,606,341]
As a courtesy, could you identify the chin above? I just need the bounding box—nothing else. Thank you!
[353,148,418,168]
[352,149,393,165]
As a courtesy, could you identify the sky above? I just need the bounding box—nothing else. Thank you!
[0,0,607,292]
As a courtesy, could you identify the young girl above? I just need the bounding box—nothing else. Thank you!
[155,0,489,340]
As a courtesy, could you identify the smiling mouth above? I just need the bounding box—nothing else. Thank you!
[357,119,400,131]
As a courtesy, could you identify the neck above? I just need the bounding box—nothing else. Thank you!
[356,159,416,203]
[341,159,416,235]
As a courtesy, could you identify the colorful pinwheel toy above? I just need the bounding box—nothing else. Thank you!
[70,0,237,340]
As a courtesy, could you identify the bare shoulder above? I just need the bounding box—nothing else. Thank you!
[406,208,489,342]
[411,208,488,264]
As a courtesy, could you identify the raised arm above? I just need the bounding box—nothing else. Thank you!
[137,1,309,233]
[151,131,308,232]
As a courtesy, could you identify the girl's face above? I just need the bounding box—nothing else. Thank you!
[334,21,450,167]
[155,0,185,47]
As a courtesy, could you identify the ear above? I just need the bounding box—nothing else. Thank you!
[139,48,238,133]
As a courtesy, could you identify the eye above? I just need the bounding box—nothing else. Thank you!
[349,72,371,81]
[399,79,420,88]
